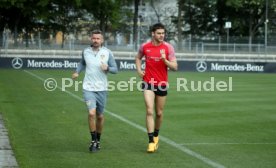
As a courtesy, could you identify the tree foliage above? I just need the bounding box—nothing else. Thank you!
[175,0,276,44]
[1,0,276,47]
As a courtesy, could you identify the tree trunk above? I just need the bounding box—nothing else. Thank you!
[133,0,140,51]
[61,30,65,49]
[25,27,29,48]
[177,0,183,51]
[248,11,253,52]
[150,0,160,23]
[13,16,21,47]
[13,25,18,47]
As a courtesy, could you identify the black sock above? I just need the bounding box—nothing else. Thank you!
[153,129,159,137]
[90,131,96,142]
[96,132,101,142]
[148,132,154,143]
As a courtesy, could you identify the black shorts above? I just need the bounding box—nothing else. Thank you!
[141,82,168,96]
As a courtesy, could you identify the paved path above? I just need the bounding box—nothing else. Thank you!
[0,114,19,168]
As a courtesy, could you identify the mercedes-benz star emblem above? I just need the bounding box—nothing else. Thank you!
[11,57,23,69]
[196,61,207,72]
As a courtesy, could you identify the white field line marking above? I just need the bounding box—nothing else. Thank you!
[24,70,226,168]
[181,142,276,145]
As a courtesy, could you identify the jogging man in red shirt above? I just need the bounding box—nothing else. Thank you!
[135,23,178,153]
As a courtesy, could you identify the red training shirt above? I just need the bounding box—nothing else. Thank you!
[138,41,176,86]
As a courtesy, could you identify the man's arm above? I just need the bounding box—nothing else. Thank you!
[105,53,118,74]
[72,51,86,79]
[160,49,178,71]
[162,59,178,71]
[135,53,145,78]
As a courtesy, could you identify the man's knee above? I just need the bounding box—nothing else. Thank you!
[146,107,154,116]
[88,109,96,118]
[97,114,104,120]
[156,110,163,118]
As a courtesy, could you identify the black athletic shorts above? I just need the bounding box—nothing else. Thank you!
[141,82,168,96]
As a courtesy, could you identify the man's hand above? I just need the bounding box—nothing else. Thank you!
[137,70,145,78]
[160,49,166,61]
[101,62,108,71]
[72,72,79,79]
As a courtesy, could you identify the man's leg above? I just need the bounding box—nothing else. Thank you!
[88,109,97,133]
[96,113,104,136]
[96,113,104,149]
[94,91,107,150]
[154,95,166,132]
[153,95,166,150]
[83,90,97,142]
[88,108,98,152]
[143,90,156,152]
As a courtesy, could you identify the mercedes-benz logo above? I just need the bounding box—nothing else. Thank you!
[196,61,207,72]
[11,57,23,69]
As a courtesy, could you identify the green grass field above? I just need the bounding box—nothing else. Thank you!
[0,69,276,168]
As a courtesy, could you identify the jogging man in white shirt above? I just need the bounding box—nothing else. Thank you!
[72,30,118,152]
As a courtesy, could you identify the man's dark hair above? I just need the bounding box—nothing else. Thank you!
[91,29,102,35]
[150,23,165,33]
